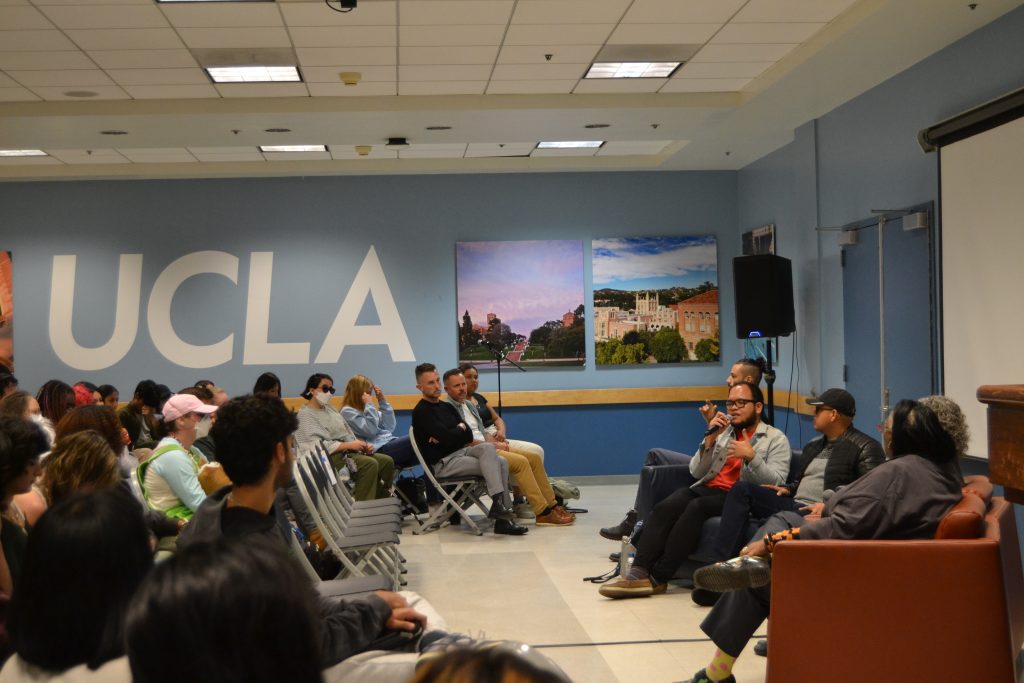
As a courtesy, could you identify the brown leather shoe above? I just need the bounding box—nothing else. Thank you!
[536,508,574,526]
[554,504,577,520]
[598,577,666,599]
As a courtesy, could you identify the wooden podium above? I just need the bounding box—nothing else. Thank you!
[978,384,1024,504]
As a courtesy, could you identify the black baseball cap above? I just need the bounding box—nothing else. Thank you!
[806,388,856,417]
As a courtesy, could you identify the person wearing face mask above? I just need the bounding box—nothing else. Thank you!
[175,386,218,461]
[296,373,395,502]
[136,394,217,521]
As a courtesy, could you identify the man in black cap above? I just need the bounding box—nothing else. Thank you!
[704,388,885,566]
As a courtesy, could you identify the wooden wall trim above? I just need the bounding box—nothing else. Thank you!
[282,387,816,415]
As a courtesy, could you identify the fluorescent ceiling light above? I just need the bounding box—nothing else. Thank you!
[259,145,327,153]
[207,66,300,83]
[585,62,680,79]
[536,141,604,149]
[0,149,47,157]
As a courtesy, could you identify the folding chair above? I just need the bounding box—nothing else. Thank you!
[407,427,491,536]
[307,445,402,530]
[287,525,392,599]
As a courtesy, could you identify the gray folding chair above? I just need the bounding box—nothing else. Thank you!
[407,426,491,536]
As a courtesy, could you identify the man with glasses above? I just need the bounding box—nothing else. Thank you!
[599,381,790,599]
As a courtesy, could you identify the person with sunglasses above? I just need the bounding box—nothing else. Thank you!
[295,373,395,502]
[599,381,790,599]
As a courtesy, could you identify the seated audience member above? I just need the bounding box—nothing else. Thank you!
[3,489,150,682]
[599,382,790,599]
[600,358,766,540]
[0,417,47,595]
[706,388,884,564]
[410,363,527,536]
[0,372,17,399]
[179,394,439,670]
[34,380,75,448]
[296,373,395,502]
[194,379,215,392]
[136,394,217,521]
[411,644,570,683]
[211,386,229,407]
[919,394,969,478]
[443,369,573,527]
[253,372,282,398]
[116,380,162,451]
[175,386,218,460]
[55,404,129,473]
[39,431,121,507]
[0,392,40,423]
[460,363,545,462]
[341,375,418,469]
[126,537,322,683]
[684,399,965,683]
[72,383,95,407]
[97,384,119,409]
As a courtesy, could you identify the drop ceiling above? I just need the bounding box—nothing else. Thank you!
[0,0,1018,179]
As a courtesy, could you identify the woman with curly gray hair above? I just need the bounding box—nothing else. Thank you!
[918,395,970,457]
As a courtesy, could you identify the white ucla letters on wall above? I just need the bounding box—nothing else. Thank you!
[48,246,414,371]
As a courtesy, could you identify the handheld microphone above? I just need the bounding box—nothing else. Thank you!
[702,425,719,438]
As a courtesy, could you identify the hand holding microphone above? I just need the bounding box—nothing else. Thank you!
[703,411,729,443]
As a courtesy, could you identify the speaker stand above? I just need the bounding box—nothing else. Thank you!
[764,338,777,426]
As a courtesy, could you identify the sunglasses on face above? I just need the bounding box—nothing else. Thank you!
[319,385,336,394]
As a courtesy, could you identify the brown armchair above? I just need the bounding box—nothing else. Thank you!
[765,476,1024,683]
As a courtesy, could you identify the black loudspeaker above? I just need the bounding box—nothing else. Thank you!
[733,254,795,339]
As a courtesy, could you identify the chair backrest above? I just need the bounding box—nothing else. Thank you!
[408,426,446,490]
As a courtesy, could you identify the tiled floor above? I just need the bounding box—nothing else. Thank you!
[399,484,768,683]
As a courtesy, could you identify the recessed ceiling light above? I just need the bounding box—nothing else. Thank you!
[0,149,47,157]
[264,128,292,133]
[585,62,680,79]
[100,130,128,136]
[63,90,98,98]
[207,66,301,83]
[259,145,327,153]
[536,141,604,149]
[584,124,610,129]
[425,126,452,131]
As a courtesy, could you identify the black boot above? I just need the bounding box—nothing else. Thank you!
[599,509,637,540]
[493,518,529,535]
[488,494,514,521]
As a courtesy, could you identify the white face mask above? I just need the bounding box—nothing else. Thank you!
[195,415,212,439]
[315,390,333,407]
[30,414,45,425]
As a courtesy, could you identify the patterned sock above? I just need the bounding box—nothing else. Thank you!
[704,649,736,681]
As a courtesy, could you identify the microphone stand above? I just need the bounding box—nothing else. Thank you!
[763,338,776,426]
[481,340,525,417]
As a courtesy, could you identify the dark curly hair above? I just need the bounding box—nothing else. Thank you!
[210,394,298,486]
[55,405,124,457]
[890,399,957,464]
[36,380,75,424]
[0,415,49,508]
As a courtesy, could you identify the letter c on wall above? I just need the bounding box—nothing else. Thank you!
[147,251,238,369]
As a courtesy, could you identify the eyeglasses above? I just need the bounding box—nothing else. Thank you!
[725,399,754,409]
[319,385,336,394]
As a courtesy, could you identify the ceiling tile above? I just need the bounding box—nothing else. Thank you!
[186,147,256,154]
[177,27,292,49]
[399,64,492,81]
[573,78,665,93]
[0,6,53,29]
[608,23,720,45]
[596,140,672,155]
[675,61,774,78]
[296,47,396,66]
[497,45,600,64]
[0,156,63,166]
[622,0,747,24]
[0,51,95,70]
[733,0,859,23]
[47,149,130,164]
[117,148,198,163]
[710,23,826,44]
[530,146,599,157]
[398,80,485,95]
[160,3,284,28]
[29,85,130,100]
[190,152,265,162]
[485,80,577,94]
[301,65,395,82]
[328,146,398,160]
[399,46,498,65]
[504,24,615,46]
[263,150,331,161]
[0,73,17,87]
[399,25,505,47]
[123,84,220,99]
[88,49,198,69]
[659,77,751,92]
[491,63,586,80]
[0,86,38,102]
[215,82,310,98]
[280,1,396,27]
[7,69,113,87]
[0,30,77,51]
[289,26,396,47]
[64,28,185,51]
[690,43,796,62]
[307,81,397,96]
[106,68,209,86]
[399,146,467,159]
[400,1,513,26]
[512,0,630,24]
[38,4,168,29]
[465,142,536,157]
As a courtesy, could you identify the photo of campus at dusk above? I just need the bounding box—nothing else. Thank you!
[593,236,719,366]
[456,240,585,368]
